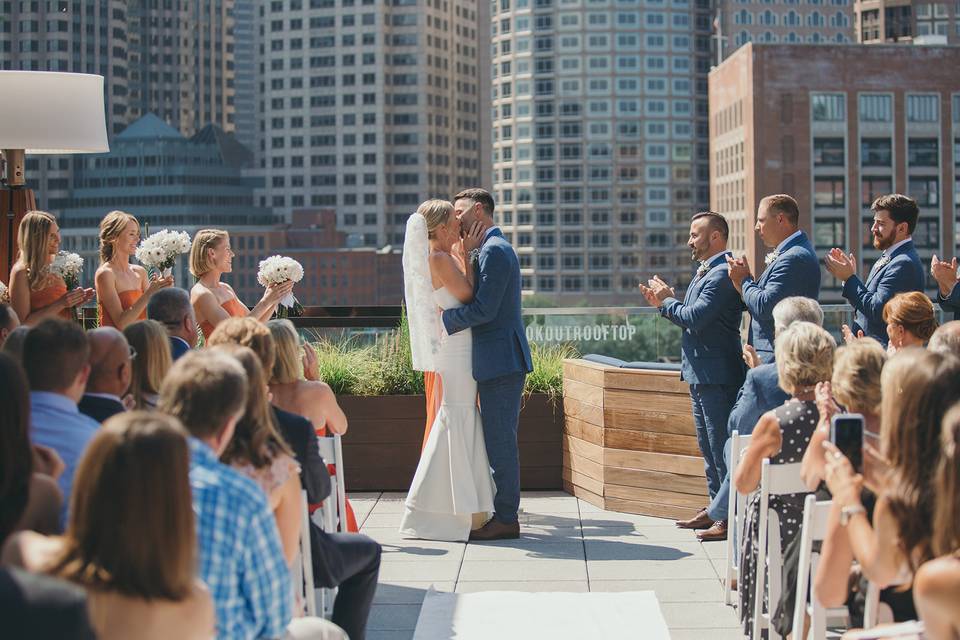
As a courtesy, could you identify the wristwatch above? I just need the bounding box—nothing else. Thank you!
[840,504,866,526]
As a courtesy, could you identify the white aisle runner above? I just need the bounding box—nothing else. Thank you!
[412,589,671,640]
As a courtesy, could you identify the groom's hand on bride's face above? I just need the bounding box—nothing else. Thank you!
[462,221,485,253]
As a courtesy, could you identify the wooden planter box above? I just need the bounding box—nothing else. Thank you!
[338,393,563,492]
[562,358,707,521]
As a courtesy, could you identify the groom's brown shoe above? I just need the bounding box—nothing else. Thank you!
[675,507,714,530]
[469,519,520,541]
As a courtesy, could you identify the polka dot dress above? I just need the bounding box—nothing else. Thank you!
[739,398,818,637]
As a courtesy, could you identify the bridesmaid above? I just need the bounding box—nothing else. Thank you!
[95,211,173,329]
[189,229,293,340]
[8,211,94,325]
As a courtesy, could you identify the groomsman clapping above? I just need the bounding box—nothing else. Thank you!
[640,212,746,540]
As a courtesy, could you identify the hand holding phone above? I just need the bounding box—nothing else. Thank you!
[830,413,865,474]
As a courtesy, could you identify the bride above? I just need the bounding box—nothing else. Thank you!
[399,199,495,541]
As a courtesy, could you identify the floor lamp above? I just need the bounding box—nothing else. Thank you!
[0,71,109,283]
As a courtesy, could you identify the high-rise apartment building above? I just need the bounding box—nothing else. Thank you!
[709,43,960,302]
[127,0,237,136]
[254,0,491,245]
[854,0,960,43]
[491,0,712,305]
[718,0,855,53]
[233,0,258,149]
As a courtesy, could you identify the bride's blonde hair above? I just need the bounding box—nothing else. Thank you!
[416,200,453,238]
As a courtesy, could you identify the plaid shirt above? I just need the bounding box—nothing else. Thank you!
[189,438,292,640]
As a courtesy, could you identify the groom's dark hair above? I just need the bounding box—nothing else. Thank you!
[691,211,728,240]
[454,188,495,218]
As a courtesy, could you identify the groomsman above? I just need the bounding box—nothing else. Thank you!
[931,255,960,321]
[727,194,821,364]
[825,194,924,346]
[640,212,746,533]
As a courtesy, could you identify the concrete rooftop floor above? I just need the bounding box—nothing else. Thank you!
[350,491,746,640]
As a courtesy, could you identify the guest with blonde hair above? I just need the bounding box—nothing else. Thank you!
[8,211,93,325]
[734,321,836,638]
[189,229,292,339]
[3,412,215,640]
[267,319,348,436]
[122,320,172,410]
[94,211,172,329]
[881,291,937,354]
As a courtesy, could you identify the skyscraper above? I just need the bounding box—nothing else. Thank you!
[854,0,960,44]
[253,0,491,244]
[491,0,713,304]
[717,0,855,53]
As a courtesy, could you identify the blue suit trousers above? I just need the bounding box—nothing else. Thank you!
[689,384,740,501]
[477,371,526,525]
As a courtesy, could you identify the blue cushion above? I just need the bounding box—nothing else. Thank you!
[581,354,681,372]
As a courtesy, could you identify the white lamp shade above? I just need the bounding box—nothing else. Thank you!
[0,71,109,154]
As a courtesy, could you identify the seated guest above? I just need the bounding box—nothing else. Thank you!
[24,319,99,524]
[189,229,292,340]
[8,211,94,325]
[734,321,836,638]
[801,337,886,490]
[146,287,198,360]
[929,320,960,357]
[882,291,937,354]
[207,317,380,640]
[122,320,172,410]
[0,302,20,344]
[827,194,924,346]
[78,327,132,423]
[6,413,215,640]
[2,325,30,362]
[212,344,302,566]
[0,353,61,538]
[158,351,346,640]
[696,296,822,541]
[94,210,172,330]
[0,567,96,639]
[268,318,348,435]
[816,349,960,622]
[913,404,960,640]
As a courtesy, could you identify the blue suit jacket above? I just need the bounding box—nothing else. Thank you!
[442,228,533,383]
[659,252,746,387]
[938,284,960,320]
[742,231,821,362]
[727,363,789,437]
[169,336,191,361]
[842,240,924,345]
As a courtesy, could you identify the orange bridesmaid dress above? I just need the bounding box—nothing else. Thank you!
[98,289,145,328]
[31,278,71,321]
[199,296,249,339]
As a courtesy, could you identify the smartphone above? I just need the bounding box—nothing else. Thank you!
[831,413,864,473]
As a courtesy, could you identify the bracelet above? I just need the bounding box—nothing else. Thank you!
[840,504,866,526]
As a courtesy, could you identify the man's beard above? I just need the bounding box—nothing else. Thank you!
[873,231,894,250]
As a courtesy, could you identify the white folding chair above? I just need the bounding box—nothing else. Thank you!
[314,434,347,534]
[793,496,851,640]
[753,460,809,640]
[725,430,754,605]
[297,490,318,617]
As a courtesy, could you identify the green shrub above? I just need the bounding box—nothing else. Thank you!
[524,342,578,402]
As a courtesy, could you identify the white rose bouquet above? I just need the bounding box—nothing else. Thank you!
[135,229,191,277]
[257,255,304,318]
[48,251,85,322]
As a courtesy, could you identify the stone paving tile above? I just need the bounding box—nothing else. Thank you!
[359,527,418,545]
[374,581,456,605]
[363,512,416,528]
[670,628,747,640]
[347,492,382,502]
[455,580,590,593]
[660,602,743,629]
[367,630,414,640]
[377,560,463,583]
[380,540,465,562]
[584,539,706,562]
[368,604,422,630]
[579,511,686,528]
[589,579,726,603]
[587,557,721,581]
[582,525,701,544]
[458,559,588,582]
[462,540,584,562]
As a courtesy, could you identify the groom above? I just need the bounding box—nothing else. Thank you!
[442,188,532,541]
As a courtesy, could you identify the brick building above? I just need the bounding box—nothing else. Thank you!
[709,43,960,301]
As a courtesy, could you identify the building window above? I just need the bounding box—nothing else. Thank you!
[814,217,845,250]
[814,177,845,208]
[909,176,940,207]
[813,138,845,166]
[913,217,940,250]
[812,93,845,121]
[908,138,939,167]
[861,138,892,167]
[858,94,891,122]
[907,94,939,123]
[861,176,893,207]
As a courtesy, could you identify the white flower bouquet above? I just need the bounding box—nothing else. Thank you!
[257,255,303,317]
[49,250,84,290]
[135,229,191,277]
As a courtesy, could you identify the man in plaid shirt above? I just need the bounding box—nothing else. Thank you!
[159,351,293,639]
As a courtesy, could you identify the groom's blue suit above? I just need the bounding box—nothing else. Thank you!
[443,226,532,525]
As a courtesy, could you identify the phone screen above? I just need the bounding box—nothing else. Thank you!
[831,413,864,473]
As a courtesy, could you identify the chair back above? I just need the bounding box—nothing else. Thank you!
[297,490,318,617]
[724,430,754,605]
[315,434,348,534]
[793,495,845,640]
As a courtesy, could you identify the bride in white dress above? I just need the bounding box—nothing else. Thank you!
[399,199,495,542]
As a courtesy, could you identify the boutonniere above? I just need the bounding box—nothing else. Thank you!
[764,250,780,266]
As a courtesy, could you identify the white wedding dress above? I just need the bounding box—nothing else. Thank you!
[399,287,495,542]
